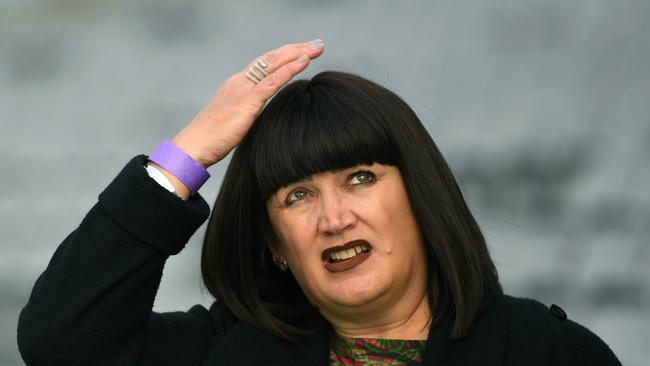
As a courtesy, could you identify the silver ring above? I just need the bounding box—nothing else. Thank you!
[254,60,269,76]
[249,66,265,80]
[245,59,269,84]
[245,72,260,84]
[247,68,263,83]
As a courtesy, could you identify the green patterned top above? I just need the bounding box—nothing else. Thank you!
[329,332,427,365]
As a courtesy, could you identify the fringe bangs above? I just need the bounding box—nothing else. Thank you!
[250,78,398,200]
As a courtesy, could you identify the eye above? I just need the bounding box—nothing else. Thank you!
[285,189,309,206]
[349,170,376,186]
[282,171,375,206]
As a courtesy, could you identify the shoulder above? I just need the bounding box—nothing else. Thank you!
[207,300,240,337]
[501,294,622,365]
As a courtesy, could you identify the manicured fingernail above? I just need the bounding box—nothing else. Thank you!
[297,54,309,63]
[308,39,324,50]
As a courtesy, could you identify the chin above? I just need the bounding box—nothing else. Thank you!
[332,294,378,307]
[326,278,387,307]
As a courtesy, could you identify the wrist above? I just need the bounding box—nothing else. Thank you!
[148,140,210,194]
[170,136,215,168]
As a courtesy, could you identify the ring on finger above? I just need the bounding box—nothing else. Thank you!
[249,66,265,80]
[245,59,269,85]
[254,60,269,76]
[245,70,261,84]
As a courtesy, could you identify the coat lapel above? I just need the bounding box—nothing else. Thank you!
[423,293,507,365]
[202,313,331,366]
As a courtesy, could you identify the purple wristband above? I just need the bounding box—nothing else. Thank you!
[148,140,210,193]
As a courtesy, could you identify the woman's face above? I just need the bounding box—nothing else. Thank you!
[266,163,428,316]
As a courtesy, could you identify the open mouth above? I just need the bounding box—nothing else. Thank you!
[326,243,371,263]
[322,240,373,272]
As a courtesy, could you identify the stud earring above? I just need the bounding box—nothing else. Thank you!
[273,255,288,271]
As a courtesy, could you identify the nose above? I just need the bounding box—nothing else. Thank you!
[317,192,356,235]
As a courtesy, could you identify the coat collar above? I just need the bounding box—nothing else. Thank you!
[422,294,507,365]
[204,293,507,366]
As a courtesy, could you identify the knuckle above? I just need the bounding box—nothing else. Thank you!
[264,73,279,86]
[262,51,280,67]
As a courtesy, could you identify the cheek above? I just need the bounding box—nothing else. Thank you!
[374,188,412,227]
[374,190,422,253]
[271,214,315,257]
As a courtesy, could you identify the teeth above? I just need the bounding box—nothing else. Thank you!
[328,245,370,261]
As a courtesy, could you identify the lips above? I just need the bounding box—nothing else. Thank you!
[322,239,373,272]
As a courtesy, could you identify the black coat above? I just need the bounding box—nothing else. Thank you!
[17,156,622,365]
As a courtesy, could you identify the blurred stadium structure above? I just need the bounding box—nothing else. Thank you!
[1,1,648,365]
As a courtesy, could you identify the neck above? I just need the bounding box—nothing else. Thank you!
[322,288,431,340]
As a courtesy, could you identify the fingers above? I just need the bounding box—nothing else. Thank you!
[243,39,324,76]
[242,40,324,86]
[251,54,313,100]
[241,39,324,100]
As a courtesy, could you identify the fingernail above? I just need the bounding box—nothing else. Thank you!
[297,54,309,63]
[308,39,324,50]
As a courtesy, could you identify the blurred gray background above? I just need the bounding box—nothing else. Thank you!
[2,0,649,365]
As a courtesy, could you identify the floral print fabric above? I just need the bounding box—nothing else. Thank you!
[329,331,426,365]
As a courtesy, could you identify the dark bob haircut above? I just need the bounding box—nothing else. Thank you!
[202,71,501,340]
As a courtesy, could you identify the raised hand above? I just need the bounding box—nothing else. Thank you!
[172,39,325,168]
[149,39,325,199]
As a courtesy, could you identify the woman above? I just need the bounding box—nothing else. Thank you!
[18,40,621,365]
